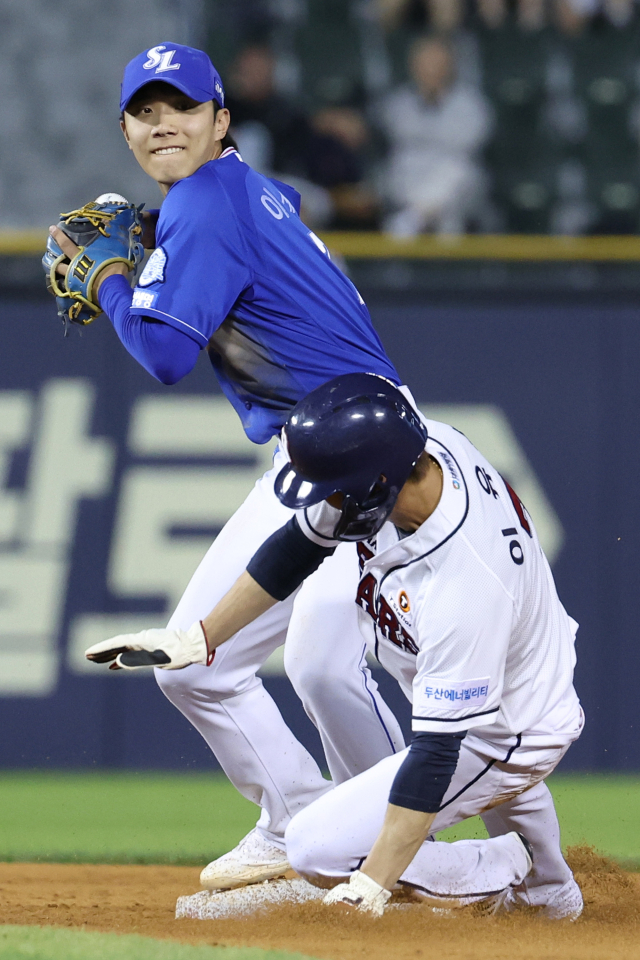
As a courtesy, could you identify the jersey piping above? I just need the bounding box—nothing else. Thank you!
[377,437,470,595]
[438,734,522,812]
[302,507,341,543]
[140,307,209,345]
[412,707,499,724]
[359,642,398,754]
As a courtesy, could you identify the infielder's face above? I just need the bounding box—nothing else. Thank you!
[122,83,231,194]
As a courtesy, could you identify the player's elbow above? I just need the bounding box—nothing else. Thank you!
[149,361,189,385]
[141,320,201,384]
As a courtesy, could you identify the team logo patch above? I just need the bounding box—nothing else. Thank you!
[138,247,167,287]
[421,677,490,708]
[143,45,181,73]
[439,449,462,490]
[398,591,410,613]
[132,289,157,309]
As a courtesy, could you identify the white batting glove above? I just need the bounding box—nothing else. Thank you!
[85,621,213,671]
[323,870,392,917]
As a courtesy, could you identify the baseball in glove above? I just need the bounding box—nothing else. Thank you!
[43,194,144,328]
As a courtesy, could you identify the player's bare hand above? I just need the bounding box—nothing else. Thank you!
[140,210,158,249]
[48,225,78,276]
[85,621,212,671]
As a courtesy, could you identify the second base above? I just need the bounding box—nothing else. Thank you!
[175,877,325,920]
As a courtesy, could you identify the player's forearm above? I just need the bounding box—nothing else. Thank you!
[360,803,436,891]
[200,518,332,652]
[361,732,464,891]
[98,275,199,383]
[201,571,277,651]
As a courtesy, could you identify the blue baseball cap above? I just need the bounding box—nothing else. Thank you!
[120,42,225,113]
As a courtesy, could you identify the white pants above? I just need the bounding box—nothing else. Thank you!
[155,454,405,845]
[286,732,574,905]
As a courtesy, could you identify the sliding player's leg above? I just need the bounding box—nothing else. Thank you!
[285,747,531,906]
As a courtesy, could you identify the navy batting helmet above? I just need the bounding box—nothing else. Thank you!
[275,373,428,541]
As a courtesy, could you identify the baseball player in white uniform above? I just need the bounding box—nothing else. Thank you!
[88,374,584,918]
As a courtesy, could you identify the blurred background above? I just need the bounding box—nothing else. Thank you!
[0,0,639,865]
[6,0,640,234]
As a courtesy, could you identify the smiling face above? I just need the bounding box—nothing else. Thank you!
[121,81,231,194]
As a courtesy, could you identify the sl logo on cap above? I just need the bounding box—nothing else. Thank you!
[143,45,181,73]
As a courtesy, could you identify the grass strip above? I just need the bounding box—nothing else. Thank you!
[0,772,256,864]
[0,771,638,866]
[0,926,320,960]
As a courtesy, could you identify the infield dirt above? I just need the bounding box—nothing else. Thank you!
[0,848,638,960]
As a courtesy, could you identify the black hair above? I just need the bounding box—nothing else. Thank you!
[407,450,432,484]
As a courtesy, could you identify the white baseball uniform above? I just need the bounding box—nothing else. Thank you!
[155,444,405,844]
[285,418,584,905]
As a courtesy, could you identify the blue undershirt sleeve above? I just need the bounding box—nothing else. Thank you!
[99,274,201,384]
[247,516,336,601]
[388,731,467,814]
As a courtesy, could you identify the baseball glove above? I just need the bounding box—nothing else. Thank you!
[43,197,144,327]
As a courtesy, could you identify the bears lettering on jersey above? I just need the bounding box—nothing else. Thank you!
[356,573,419,656]
[357,541,375,572]
[356,572,376,617]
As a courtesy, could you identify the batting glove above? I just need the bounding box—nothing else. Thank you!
[323,870,392,917]
[85,621,213,671]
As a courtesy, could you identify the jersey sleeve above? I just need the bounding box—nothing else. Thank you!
[99,274,200,383]
[129,173,252,347]
[411,558,515,734]
[296,501,343,547]
[246,516,336,600]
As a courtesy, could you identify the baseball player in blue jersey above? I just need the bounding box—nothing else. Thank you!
[49,42,406,888]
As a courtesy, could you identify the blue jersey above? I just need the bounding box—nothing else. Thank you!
[130,149,399,443]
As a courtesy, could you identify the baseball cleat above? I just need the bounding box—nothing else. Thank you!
[200,828,292,891]
[472,886,516,916]
[485,876,583,921]
[539,877,584,921]
[471,833,534,916]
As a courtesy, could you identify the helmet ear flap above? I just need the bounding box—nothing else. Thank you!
[362,475,389,508]
[332,488,399,542]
